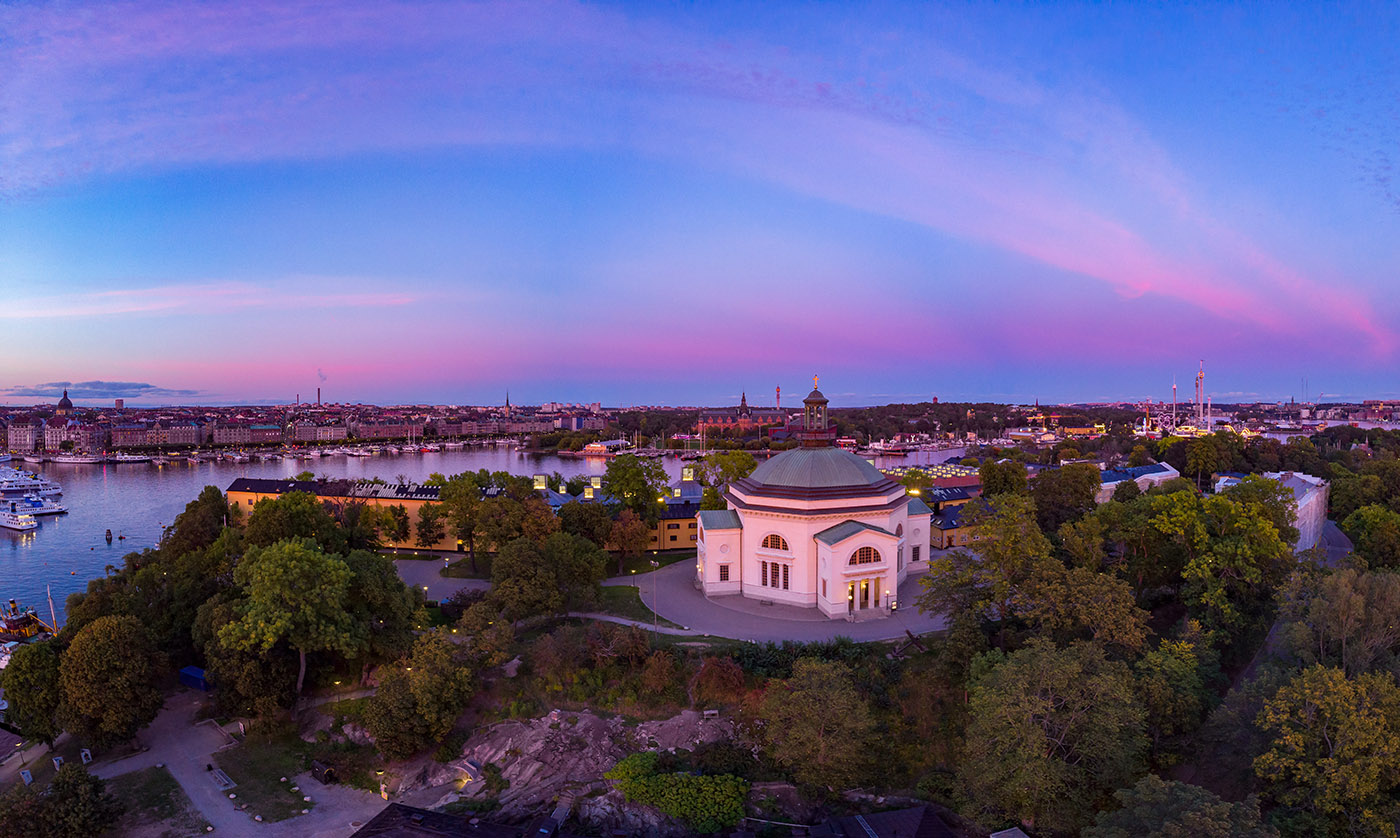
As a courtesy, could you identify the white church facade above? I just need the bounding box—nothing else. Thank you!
[695,384,932,619]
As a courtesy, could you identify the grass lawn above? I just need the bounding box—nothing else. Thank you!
[593,586,683,629]
[317,697,370,723]
[214,735,313,822]
[106,765,212,837]
[610,549,695,577]
[442,557,492,578]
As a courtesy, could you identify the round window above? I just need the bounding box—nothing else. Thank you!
[720,544,730,554]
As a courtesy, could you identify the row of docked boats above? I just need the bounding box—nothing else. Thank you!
[0,466,65,531]
[12,452,153,465]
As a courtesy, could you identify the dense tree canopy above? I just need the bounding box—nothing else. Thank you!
[218,538,357,693]
[0,640,62,745]
[759,659,875,791]
[1084,775,1277,838]
[961,639,1146,833]
[59,615,166,748]
[1254,666,1400,837]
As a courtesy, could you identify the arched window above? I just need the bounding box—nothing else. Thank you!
[895,524,904,537]
[761,533,790,551]
[849,546,880,565]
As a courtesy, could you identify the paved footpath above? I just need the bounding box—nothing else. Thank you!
[604,561,947,643]
[92,690,386,837]
[393,558,490,601]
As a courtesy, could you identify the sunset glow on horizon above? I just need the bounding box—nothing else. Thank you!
[2,1,1397,406]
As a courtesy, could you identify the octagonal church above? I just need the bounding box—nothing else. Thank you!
[696,384,932,619]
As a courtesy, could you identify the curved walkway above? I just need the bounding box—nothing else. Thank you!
[394,559,490,601]
[603,561,947,643]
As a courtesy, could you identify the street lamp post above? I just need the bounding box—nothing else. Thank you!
[649,559,660,640]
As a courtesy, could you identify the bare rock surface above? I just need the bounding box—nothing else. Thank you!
[409,708,735,828]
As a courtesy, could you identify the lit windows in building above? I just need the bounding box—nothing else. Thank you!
[850,546,880,565]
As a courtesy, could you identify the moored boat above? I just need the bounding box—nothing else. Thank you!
[0,502,39,531]
[49,453,105,464]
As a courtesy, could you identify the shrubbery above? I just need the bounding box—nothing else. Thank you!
[605,752,749,834]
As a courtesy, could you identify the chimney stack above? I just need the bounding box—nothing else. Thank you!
[317,387,321,406]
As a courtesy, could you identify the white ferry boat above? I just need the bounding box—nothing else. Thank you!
[21,454,45,464]
[15,494,65,515]
[0,468,62,497]
[50,453,105,464]
[109,453,152,464]
[0,454,10,464]
[0,502,39,531]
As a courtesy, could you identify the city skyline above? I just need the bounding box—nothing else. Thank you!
[3,2,1397,405]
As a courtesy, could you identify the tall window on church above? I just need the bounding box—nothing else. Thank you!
[850,546,880,565]
[782,564,790,589]
[761,534,789,551]
[719,565,729,582]
[761,561,768,586]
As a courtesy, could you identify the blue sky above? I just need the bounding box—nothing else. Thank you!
[1,1,1396,406]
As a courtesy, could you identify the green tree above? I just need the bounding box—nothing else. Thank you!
[1135,636,1209,750]
[218,539,356,694]
[542,531,608,605]
[1083,774,1277,838]
[244,490,346,553]
[0,640,62,746]
[960,639,1147,833]
[558,500,615,547]
[0,783,57,838]
[59,615,166,748]
[1254,666,1400,837]
[610,508,651,575]
[415,502,446,548]
[1186,439,1220,489]
[194,593,299,717]
[917,494,1052,645]
[438,472,485,570]
[343,550,419,681]
[1221,475,1300,547]
[760,658,875,790]
[1113,479,1143,502]
[1128,445,1153,468]
[386,504,411,542]
[478,496,559,550]
[696,450,757,491]
[1330,472,1385,521]
[363,629,474,760]
[0,763,123,838]
[1031,462,1102,532]
[48,763,124,837]
[1016,564,1150,652]
[602,454,671,519]
[980,459,1028,496]
[1279,568,1400,677]
[1342,504,1400,570]
[1183,494,1294,631]
[490,538,566,622]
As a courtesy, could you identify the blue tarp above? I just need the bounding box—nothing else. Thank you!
[178,666,210,692]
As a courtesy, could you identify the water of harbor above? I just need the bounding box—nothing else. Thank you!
[0,445,964,622]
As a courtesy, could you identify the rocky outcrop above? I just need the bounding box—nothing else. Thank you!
[418,708,735,829]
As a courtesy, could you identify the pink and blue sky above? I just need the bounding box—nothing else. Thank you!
[2,1,1397,406]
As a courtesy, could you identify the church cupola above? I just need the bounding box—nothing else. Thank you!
[799,377,836,447]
